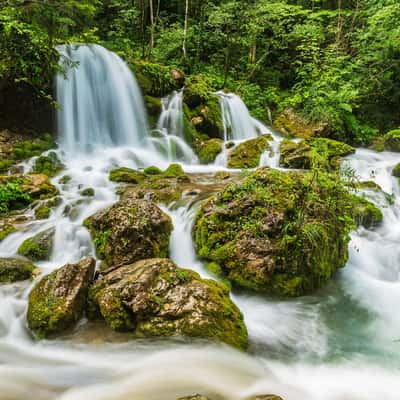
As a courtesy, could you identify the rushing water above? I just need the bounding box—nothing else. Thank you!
[0,45,400,399]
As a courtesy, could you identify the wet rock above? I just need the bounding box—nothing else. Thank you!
[83,199,172,268]
[27,257,95,338]
[392,163,400,177]
[80,187,95,197]
[194,168,355,296]
[0,257,36,283]
[194,138,223,164]
[275,108,328,138]
[88,258,248,349]
[227,136,270,169]
[17,227,55,261]
[0,223,16,241]
[279,138,355,170]
[34,205,51,219]
[109,167,146,184]
[164,163,185,177]
[383,129,400,152]
[352,195,383,229]
[144,165,163,175]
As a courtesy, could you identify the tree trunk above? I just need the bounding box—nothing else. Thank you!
[182,0,189,58]
[149,0,155,56]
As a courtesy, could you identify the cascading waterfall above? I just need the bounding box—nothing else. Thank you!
[157,90,184,139]
[0,43,400,399]
[56,44,150,153]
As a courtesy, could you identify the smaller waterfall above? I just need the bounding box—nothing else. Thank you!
[56,44,150,153]
[217,91,268,141]
[157,90,184,139]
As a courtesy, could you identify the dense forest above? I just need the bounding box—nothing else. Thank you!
[1,0,399,144]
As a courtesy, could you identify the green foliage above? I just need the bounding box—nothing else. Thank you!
[0,182,31,213]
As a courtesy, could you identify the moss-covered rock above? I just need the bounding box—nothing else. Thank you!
[17,227,55,261]
[383,129,400,152]
[144,165,163,175]
[227,136,270,169]
[352,196,383,229]
[27,257,95,338]
[80,188,95,197]
[88,258,247,349]
[0,223,16,241]
[84,199,172,268]
[275,108,328,138]
[145,95,162,128]
[35,205,51,220]
[109,167,146,184]
[0,257,36,282]
[194,138,223,164]
[164,163,185,177]
[392,163,400,177]
[280,138,355,170]
[32,152,63,177]
[193,168,355,297]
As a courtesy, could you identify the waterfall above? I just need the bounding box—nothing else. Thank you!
[217,91,269,141]
[157,90,184,139]
[56,44,150,153]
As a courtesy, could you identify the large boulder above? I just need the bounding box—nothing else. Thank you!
[227,136,270,169]
[193,168,355,297]
[27,257,95,338]
[88,258,248,350]
[0,257,36,283]
[279,138,355,170]
[17,227,55,261]
[83,199,173,269]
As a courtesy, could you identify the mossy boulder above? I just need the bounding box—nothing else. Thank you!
[280,138,355,170]
[164,163,185,177]
[35,205,51,219]
[194,138,223,164]
[80,188,95,197]
[27,257,95,338]
[183,76,223,139]
[88,258,248,349]
[144,165,163,175]
[17,227,55,261]
[352,196,383,229]
[275,108,328,138]
[193,168,355,297]
[83,199,172,268]
[109,167,146,184]
[392,163,400,177]
[0,257,36,282]
[0,223,16,241]
[383,129,400,152]
[32,152,63,177]
[227,136,270,169]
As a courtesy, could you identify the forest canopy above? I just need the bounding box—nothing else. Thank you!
[0,0,399,144]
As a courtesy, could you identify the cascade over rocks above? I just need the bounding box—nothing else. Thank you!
[193,168,356,296]
[84,199,173,269]
[27,257,95,338]
[87,258,248,350]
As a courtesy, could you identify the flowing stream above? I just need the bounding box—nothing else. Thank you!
[0,45,399,400]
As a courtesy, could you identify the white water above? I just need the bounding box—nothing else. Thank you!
[1,45,400,399]
[158,90,184,139]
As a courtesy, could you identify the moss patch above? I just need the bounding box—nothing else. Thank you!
[17,228,55,261]
[0,257,36,282]
[194,138,223,164]
[227,136,270,169]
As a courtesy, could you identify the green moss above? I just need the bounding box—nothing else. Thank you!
[0,181,32,213]
[392,163,400,177]
[227,136,270,169]
[195,138,223,164]
[109,167,145,184]
[351,195,383,229]
[32,152,63,177]
[35,205,51,219]
[383,129,400,152]
[193,168,355,297]
[280,137,355,170]
[17,228,54,261]
[0,224,16,241]
[0,258,36,282]
[144,166,163,175]
[163,163,185,177]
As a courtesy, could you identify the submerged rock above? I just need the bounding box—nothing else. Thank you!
[84,199,172,268]
[352,195,383,229]
[88,258,247,349]
[279,138,355,170]
[27,257,95,338]
[17,227,55,261]
[193,168,355,296]
[227,135,270,169]
[0,257,36,283]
